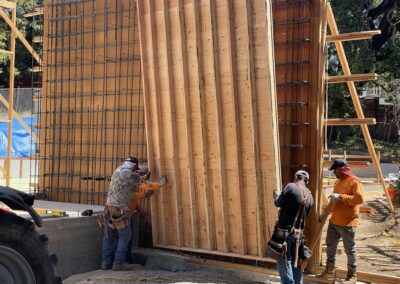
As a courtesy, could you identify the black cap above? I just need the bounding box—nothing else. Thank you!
[125,157,139,165]
[329,158,347,171]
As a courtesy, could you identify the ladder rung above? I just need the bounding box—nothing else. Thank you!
[324,118,376,126]
[24,7,44,18]
[326,30,381,43]
[32,66,42,72]
[33,36,43,43]
[326,73,378,83]
[0,49,13,55]
[0,1,16,9]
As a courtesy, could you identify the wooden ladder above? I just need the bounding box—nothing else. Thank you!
[325,2,394,212]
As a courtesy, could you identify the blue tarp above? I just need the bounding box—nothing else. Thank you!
[0,117,36,157]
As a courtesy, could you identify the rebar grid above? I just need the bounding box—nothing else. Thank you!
[272,0,312,184]
[33,0,146,205]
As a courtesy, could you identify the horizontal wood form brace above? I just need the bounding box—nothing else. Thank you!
[323,153,372,159]
[325,73,378,83]
[314,266,400,284]
[326,30,381,43]
[324,118,376,126]
[322,160,369,167]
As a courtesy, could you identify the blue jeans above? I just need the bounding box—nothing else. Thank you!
[102,215,131,265]
[276,234,303,284]
[326,222,357,270]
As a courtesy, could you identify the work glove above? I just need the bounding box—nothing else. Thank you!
[329,193,342,203]
[157,176,167,186]
[143,171,151,180]
[273,190,281,200]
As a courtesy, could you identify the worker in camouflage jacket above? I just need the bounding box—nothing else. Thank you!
[100,157,166,271]
[318,158,364,284]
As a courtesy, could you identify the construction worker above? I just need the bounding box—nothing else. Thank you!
[273,170,314,284]
[100,157,166,271]
[318,158,364,284]
[125,164,156,264]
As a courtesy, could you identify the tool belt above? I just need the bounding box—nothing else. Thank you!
[98,205,129,230]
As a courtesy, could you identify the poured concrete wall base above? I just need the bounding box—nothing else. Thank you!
[37,216,102,279]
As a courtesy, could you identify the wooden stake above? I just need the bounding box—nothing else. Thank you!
[5,7,16,187]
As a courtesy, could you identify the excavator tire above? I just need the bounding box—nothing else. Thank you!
[0,210,61,284]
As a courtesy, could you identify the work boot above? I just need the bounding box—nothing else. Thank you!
[112,263,141,271]
[317,263,336,283]
[343,268,357,284]
[101,263,112,270]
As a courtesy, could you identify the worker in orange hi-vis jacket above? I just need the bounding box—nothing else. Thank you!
[125,164,166,265]
[318,158,364,284]
[100,157,166,271]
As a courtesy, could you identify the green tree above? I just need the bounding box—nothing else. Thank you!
[328,0,400,144]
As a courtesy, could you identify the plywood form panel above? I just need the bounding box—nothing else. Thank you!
[40,0,146,204]
[138,0,280,257]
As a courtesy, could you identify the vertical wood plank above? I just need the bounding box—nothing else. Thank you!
[192,0,215,250]
[176,0,199,248]
[244,0,264,257]
[208,0,229,252]
[136,0,158,244]
[148,0,167,244]
[224,0,246,255]
[161,0,183,247]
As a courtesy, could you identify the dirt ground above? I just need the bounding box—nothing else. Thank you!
[64,253,283,284]
[321,184,400,278]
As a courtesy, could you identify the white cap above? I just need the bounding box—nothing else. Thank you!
[295,170,309,182]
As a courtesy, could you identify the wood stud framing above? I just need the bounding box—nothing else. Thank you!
[137,0,279,257]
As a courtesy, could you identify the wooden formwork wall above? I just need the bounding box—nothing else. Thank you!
[39,0,146,204]
[137,0,280,258]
